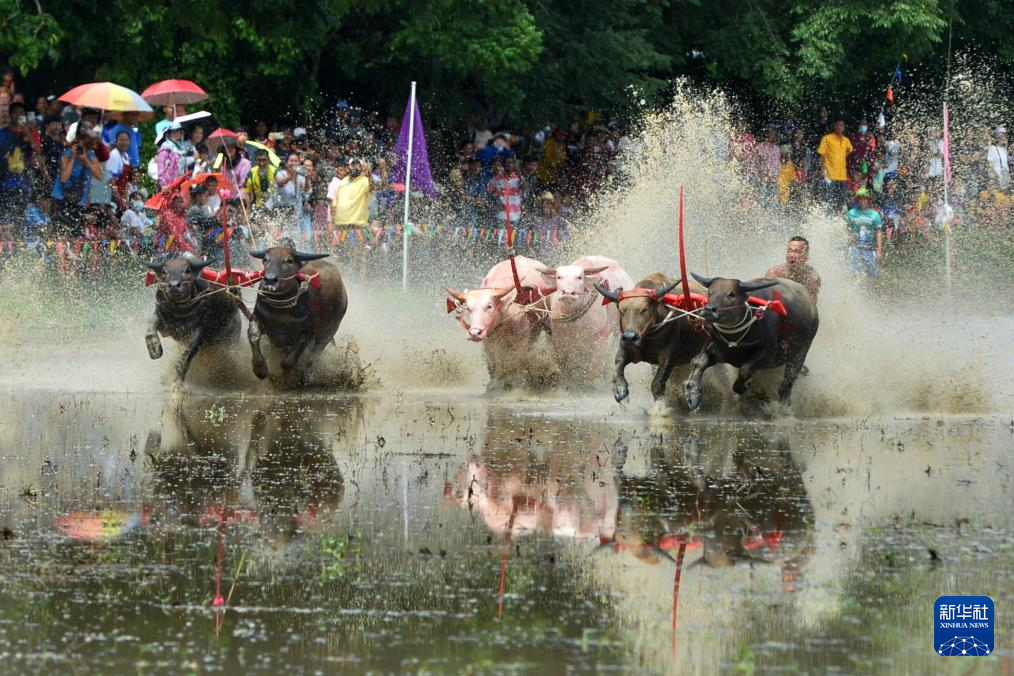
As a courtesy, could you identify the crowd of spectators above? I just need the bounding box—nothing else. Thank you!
[732,103,1013,277]
[1,67,1011,280]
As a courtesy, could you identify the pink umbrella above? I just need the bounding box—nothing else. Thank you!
[141,79,208,107]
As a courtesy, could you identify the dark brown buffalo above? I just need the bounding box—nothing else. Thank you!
[144,255,242,386]
[248,241,348,383]
[684,274,818,411]
[595,273,710,403]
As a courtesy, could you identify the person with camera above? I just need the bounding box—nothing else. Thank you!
[274,151,311,244]
[51,120,104,238]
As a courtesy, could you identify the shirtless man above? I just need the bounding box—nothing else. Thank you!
[766,236,821,303]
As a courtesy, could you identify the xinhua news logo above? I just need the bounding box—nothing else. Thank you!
[935,596,994,657]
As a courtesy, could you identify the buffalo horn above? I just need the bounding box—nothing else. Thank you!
[490,285,515,301]
[739,278,780,293]
[443,285,466,303]
[536,266,557,277]
[144,260,164,271]
[690,272,715,287]
[593,283,621,303]
[294,251,331,262]
[249,249,267,260]
[656,281,678,297]
[582,265,609,275]
[187,258,211,271]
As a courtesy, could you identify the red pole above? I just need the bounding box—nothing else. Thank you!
[498,496,521,618]
[213,511,225,607]
[678,186,691,305]
[671,539,688,657]
[503,177,523,297]
[220,189,233,283]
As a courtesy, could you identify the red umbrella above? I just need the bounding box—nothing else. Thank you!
[141,79,208,106]
[144,174,188,211]
[206,128,238,155]
[182,172,225,196]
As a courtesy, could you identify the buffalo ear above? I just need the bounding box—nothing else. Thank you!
[249,249,267,260]
[690,272,714,287]
[294,251,330,263]
[536,266,556,278]
[739,279,779,293]
[491,285,515,301]
[443,285,466,303]
[144,260,164,271]
[187,258,211,271]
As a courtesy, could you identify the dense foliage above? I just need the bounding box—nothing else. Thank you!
[3,0,1013,125]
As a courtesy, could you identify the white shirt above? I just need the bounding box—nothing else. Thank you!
[121,208,151,233]
[106,148,131,177]
[926,139,944,178]
[987,144,1009,188]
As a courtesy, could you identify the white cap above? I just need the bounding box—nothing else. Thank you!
[996,126,1007,136]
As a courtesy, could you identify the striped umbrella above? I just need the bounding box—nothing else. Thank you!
[58,81,154,119]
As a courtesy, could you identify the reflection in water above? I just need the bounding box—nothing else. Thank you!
[0,393,1011,673]
[449,416,817,657]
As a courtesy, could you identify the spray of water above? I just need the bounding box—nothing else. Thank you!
[0,74,1011,413]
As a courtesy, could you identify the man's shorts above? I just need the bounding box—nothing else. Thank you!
[848,246,879,277]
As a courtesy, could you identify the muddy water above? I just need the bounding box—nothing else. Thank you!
[0,389,1010,674]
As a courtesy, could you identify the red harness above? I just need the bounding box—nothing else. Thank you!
[600,287,787,317]
[145,267,321,289]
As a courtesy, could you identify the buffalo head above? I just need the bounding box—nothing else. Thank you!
[691,273,778,325]
[595,278,677,347]
[147,255,210,301]
[250,238,329,293]
[540,263,609,306]
[444,285,514,342]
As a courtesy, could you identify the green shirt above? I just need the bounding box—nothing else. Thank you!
[845,207,883,248]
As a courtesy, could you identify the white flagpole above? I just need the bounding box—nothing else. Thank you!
[943,102,952,291]
[401,81,416,292]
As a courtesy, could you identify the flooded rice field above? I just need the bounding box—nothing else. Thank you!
[0,385,1011,673]
[3,91,1014,674]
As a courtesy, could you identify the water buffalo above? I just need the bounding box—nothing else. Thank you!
[684,274,818,411]
[248,240,348,384]
[444,255,549,390]
[537,255,634,379]
[144,254,242,387]
[595,274,710,403]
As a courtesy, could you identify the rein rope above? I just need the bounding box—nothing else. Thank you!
[708,306,759,348]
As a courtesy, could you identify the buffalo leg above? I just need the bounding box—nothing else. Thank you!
[174,327,206,384]
[145,313,164,360]
[650,347,678,401]
[732,349,771,396]
[612,348,631,402]
[777,341,812,404]
[248,318,269,380]
[281,334,311,372]
[684,347,716,412]
[296,338,329,386]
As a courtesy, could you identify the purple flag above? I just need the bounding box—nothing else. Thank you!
[391,93,436,198]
